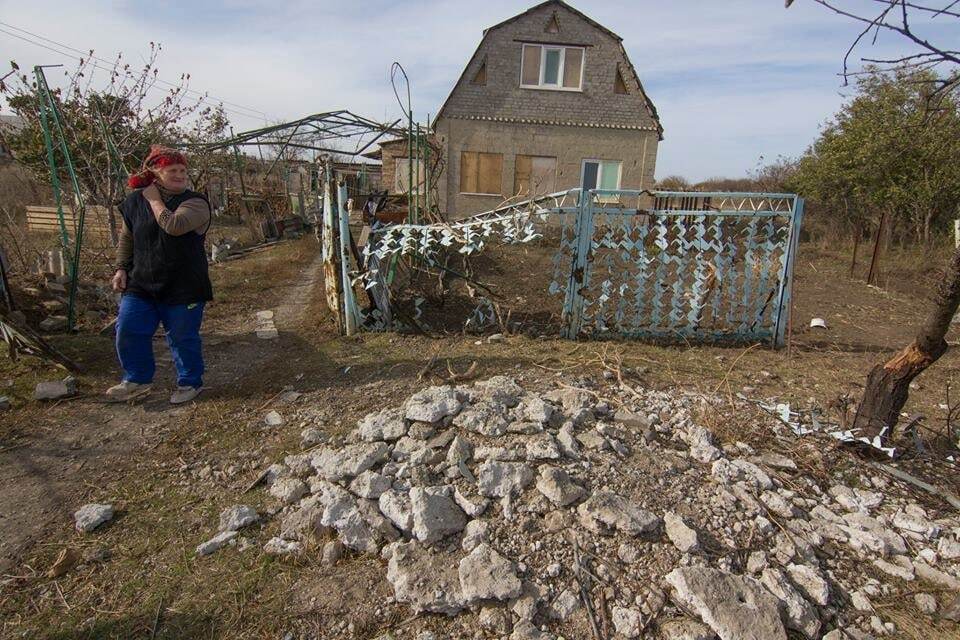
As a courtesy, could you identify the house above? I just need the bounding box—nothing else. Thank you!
[380,0,662,219]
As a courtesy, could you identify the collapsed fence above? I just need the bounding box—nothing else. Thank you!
[324,187,804,347]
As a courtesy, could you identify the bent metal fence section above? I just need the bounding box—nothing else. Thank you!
[330,189,803,347]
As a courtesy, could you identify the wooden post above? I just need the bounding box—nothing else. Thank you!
[866,209,889,286]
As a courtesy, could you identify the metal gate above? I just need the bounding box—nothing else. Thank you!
[554,190,804,346]
[333,189,803,347]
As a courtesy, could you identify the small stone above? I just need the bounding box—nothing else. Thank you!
[453,487,489,518]
[196,530,237,556]
[300,427,326,447]
[270,478,308,505]
[264,410,283,427]
[659,618,715,640]
[279,501,326,541]
[322,540,345,566]
[556,422,580,458]
[851,591,873,611]
[664,511,701,553]
[459,543,522,603]
[74,504,113,533]
[38,315,68,332]
[577,492,660,536]
[462,519,489,552]
[760,568,821,638]
[746,551,768,574]
[313,442,390,481]
[378,489,414,534]
[475,376,523,408]
[535,466,586,507]
[218,505,259,532]
[35,377,78,401]
[446,435,474,467]
[941,594,960,622]
[937,537,960,560]
[611,606,643,639]
[618,543,641,564]
[263,537,302,555]
[915,593,937,614]
[487,333,505,343]
[548,588,579,621]
[479,606,513,634]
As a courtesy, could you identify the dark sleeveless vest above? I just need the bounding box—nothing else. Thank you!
[120,188,213,305]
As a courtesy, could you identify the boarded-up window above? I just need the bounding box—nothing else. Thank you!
[515,155,557,196]
[395,157,425,194]
[460,151,503,195]
[521,45,541,86]
[614,65,629,94]
[520,44,584,90]
[563,48,583,89]
[471,59,487,86]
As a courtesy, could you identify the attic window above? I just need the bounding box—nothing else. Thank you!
[471,59,487,86]
[614,65,629,94]
[521,44,584,91]
[545,12,560,33]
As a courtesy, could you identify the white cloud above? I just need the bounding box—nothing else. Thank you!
[1,0,956,180]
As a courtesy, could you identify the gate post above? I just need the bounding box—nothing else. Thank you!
[561,190,595,338]
[773,197,804,348]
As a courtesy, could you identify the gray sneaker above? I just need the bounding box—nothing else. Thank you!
[170,385,203,404]
[105,381,152,403]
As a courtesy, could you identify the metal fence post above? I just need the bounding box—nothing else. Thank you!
[561,190,594,338]
[773,197,804,348]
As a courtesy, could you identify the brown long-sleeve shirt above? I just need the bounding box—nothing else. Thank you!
[115,187,210,270]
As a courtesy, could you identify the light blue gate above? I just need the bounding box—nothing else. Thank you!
[550,190,804,346]
[351,189,803,347]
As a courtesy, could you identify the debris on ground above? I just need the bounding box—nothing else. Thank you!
[34,376,78,401]
[204,374,960,639]
[74,503,113,533]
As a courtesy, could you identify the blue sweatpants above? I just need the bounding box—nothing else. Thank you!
[116,294,205,388]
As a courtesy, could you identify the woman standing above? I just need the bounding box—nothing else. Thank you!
[106,145,213,404]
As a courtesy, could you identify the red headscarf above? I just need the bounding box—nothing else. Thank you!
[127,145,188,188]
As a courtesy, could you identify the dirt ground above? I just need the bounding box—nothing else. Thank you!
[0,234,958,639]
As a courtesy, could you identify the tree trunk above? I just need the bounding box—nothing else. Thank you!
[855,245,960,443]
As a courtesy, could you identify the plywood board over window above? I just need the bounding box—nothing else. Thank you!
[515,155,557,196]
[395,157,425,194]
[460,151,503,195]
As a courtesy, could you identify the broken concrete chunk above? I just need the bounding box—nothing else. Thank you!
[453,487,489,518]
[218,505,259,532]
[525,432,562,461]
[535,466,586,507]
[263,536,302,556]
[455,402,511,437]
[446,435,474,467]
[386,541,464,615]
[35,377,78,401]
[520,395,555,424]
[349,470,391,500]
[556,422,580,458]
[664,511,701,553]
[475,376,523,408]
[357,407,408,442]
[760,568,821,639]
[611,606,643,639]
[547,588,580,621]
[410,486,467,544]
[312,441,390,481]
[477,461,534,498]
[785,563,830,606]
[458,543,522,603]
[666,566,787,640]
[404,385,462,423]
[196,530,237,556]
[379,489,414,534]
[279,500,326,541]
[461,519,489,552]
[74,503,113,533]
[659,618,715,640]
[577,492,660,537]
[269,478,308,505]
[264,410,283,427]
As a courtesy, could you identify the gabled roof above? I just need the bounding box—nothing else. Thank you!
[433,0,662,138]
[482,0,622,42]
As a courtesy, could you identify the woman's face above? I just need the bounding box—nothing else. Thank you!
[153,163,188,191]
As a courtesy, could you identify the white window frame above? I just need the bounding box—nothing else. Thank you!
[519,44,585,92]
[580,159,622,192]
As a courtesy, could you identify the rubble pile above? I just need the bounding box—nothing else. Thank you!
[206,376,960,639]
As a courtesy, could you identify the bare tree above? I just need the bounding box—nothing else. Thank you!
[788,0,960,445]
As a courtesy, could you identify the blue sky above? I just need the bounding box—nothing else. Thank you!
[2,0,957,180]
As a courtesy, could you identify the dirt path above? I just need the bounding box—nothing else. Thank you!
[0,242,326,573]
